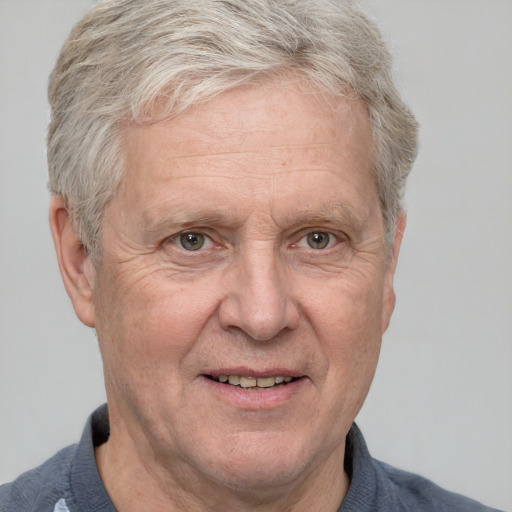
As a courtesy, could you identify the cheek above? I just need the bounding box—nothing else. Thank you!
[305,269,385,341]
[95,271,222,384]
[94,275,226,436]
[303,273,384,388]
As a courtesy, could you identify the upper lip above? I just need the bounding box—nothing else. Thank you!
[203,367,305,379]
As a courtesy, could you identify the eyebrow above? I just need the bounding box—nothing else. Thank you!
[276,202,372,232]
[140,207,241,234]
[140,200,371,236]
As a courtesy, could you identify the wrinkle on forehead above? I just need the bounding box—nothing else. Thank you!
[144,168,348,186]
[126,142,362,187]
[124,82,370,165]
[149,142,336,162]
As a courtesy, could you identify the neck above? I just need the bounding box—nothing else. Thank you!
[95,427,349,512]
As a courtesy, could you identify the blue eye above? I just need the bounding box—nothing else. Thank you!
[176,232,209,251]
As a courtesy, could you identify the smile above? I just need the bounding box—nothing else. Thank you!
[207,375,296,389]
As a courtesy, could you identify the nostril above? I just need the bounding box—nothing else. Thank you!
[219,302,299,341]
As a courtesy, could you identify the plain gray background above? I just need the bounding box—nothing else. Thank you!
[0,1,510,510]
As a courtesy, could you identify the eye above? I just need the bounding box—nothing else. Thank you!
[299,231,337,250]
[173,232,213,251]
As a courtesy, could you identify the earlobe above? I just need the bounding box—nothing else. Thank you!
[381,213,406,333]
[49,196,96,327]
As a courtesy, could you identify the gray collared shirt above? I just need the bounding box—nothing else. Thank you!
[0,405,503,511]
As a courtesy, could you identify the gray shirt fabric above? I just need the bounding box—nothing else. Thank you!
[0,404,502,511]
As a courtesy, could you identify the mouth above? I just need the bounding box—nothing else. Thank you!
[205,374,299,390]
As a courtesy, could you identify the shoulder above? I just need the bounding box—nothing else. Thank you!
[0,405,114,512]
[374,459,504,512]
[341,424,503,512]
[0,444,76,512]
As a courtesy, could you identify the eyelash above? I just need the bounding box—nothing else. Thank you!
[293,231,339,250]
[166,229,343,253]
[169,231,215,251]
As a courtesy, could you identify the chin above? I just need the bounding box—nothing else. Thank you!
[192,431,325,495]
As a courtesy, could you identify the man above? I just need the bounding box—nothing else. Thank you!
[0,0,503,511]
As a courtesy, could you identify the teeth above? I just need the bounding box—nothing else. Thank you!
[239,376,257,388]
[256,377,276,388]
[215,375,295,388]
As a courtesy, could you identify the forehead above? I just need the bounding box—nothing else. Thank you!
[126,79,371,154]
[118,81,376,227]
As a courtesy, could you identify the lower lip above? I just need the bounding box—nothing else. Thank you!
[199,376,307,410]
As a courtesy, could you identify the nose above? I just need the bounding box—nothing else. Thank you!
[218,246,300,341]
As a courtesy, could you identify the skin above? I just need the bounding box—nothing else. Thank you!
[50,80,405,512]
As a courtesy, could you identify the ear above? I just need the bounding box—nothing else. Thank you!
[381,212,406,333]
[49,196,96,327]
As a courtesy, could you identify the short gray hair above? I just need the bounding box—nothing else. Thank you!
[48,0,418,262]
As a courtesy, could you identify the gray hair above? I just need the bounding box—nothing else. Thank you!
[48,0,418,262]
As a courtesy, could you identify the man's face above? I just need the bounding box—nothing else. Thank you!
[89,82,401,493]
